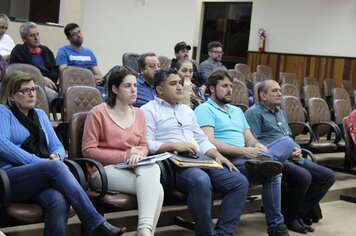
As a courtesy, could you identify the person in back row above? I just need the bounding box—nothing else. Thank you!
[199,41,227,84]
[56,23,105,94]
[244,80,335,234]
[10,22,58,102]
[134,52,160,107]
[194,69,297,236]
[0,14,15,60]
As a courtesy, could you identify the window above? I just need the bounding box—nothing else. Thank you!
[200,2,252,68]
[0,0,60,23]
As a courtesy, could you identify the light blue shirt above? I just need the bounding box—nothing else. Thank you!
[56,45,97,69]
[195,98,249,147]
[141,96,216,154]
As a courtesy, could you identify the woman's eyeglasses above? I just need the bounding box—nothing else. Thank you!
[17,86,39,95]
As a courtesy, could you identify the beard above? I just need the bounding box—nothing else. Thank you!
[216,93,231,104]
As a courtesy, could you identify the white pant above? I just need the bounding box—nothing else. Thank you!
[91,163,164,233]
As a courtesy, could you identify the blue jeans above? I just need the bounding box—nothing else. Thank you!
[5,161,105,235]
[281,159,335,222]
[175,166,249,236]
[231,137,295,232]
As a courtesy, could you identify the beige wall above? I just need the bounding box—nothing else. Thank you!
[5,0,356,74]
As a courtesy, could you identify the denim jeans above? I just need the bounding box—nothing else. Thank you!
[230,137,295,232]
[281,159,335,222]
[5,160,105,235]
[175,166,249,236]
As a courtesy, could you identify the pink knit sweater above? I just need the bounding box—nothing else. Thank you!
[82,103,149,175]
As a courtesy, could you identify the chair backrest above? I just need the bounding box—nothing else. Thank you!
[280,96,306,135]
[158,55,171,70]
[281,83,300,100]
[332,87,351,106]
[235,63,252,81]
[231,80,249,111]
[340,80,354,98]
[35,86,50,118]
[303,85,321,107]
[322,78,337,98]
[308,97,331,136]
[59,67,96,97]
[303,77,320,89]
[256,65,273,79]
[279,72,297,85]
[333,99,353,125]
[63,86,103,122]
[68,112,88,159]
[228,69,245,83]
[6,63,45,90]
[122,52,140,72]
[252,72,267,86]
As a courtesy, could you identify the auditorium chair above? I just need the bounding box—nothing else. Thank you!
[0,160,83,228]
[322,78,338,109]
[228,69,245,83]
[122,52,140,72]
[303,77,320,90]
[307,97,343,152]
[235,63,252,89]
[51,67,96,121]
[6,63,46,90]
[333,99,352,134]
[281,96,338,153]
[303,85,321,109]
[158,55,171,70]
[281,83,300,100]
[256,65,273,79]
[231,79,249,112]
[340,80,355,105]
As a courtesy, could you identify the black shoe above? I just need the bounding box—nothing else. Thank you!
[245,158,283,178]
[302,217,313,226]
[96,221,126,236]
[298,218,315,232]
[286,220,308,234]
[269,224,290,236]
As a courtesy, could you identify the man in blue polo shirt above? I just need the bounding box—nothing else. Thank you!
[134,52,160,107]
[195,69,296,236]
[245,80,335,234]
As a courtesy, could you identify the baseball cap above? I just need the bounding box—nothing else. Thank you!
[174,41,191,53]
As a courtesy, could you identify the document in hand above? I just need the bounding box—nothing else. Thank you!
[113,152,171,169]
[169,153,223,169]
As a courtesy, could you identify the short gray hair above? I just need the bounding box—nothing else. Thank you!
[19,22,38,39]
[0,14,10,21]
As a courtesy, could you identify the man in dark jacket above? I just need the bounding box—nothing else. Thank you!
[10,22,59,102]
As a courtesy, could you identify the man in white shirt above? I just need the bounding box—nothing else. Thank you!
[0,14,15,60]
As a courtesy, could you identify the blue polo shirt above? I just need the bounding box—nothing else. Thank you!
[195,98,249,147]
[244,103,293,146]
[134,74,156,107]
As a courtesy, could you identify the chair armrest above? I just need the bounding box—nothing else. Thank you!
[0,168,11,211]
[64,159,86,189]
[232,104,249,112]
[289,121,314,146]
[301,148,317,162]
[311,122,342,144]
[70,158,108,201]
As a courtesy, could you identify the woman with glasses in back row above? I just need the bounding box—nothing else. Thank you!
[0,71,126,236]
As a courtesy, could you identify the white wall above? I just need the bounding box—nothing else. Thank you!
[249,0,356,57]
[82,0,197,73]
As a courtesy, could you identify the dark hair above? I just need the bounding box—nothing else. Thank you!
[64,23,80,38]
[106,66,137,108]
[208,41,223,51]
[138,52,156,72]
[153,68,178,91]
[207,69,232,95]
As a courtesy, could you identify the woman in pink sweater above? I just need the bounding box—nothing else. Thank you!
[82,66,163,236]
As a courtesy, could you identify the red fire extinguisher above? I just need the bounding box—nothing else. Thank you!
[258,28,266,53]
